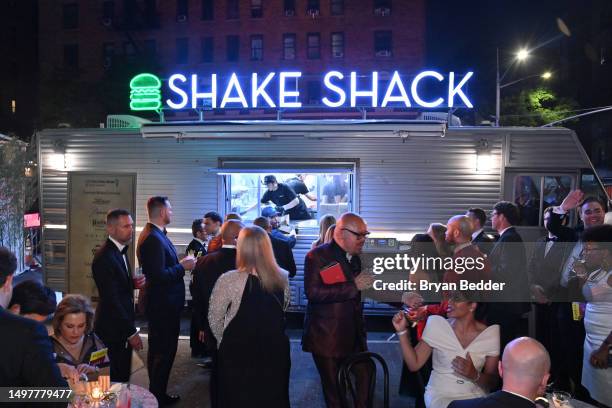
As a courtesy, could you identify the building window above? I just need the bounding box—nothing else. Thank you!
[374,31,392,56]
[284,0,295,16]
[227,0,239,19]
[62,3,79,29]
[123,41,136,60]
[250,35,263,60]
[176,0,188,21]
[283,34,296,60]
[11,99,16,114]
[306,0,320,16]
[374,0,391,16]
[102,42,114,69]
[63,44,79,70]
[330,0,343,15]
[227,35,240,61]
[144,39,157,57]
[202,37,214,62]
[202,0,214,20]
[307,81,321,105]
[307,33,320,59]
[102,1,114,22]
[331,32,344,58]
[251,0,262,18]
[176,38,189,64]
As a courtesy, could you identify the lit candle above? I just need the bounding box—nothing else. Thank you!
[90,386,103,401]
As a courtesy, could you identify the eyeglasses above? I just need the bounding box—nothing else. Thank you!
[342,228,370,239]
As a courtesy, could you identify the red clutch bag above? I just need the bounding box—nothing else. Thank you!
[320,262,347,284]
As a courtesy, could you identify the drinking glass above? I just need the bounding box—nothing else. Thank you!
[552,390,572,407]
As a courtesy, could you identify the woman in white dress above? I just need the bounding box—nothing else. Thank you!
[578,225,612,408]
[392,291,500,408]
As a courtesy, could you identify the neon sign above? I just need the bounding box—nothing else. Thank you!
[130,73,162,111]
[130,70,474,111]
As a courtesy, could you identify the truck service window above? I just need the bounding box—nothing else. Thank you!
[226,172,353,224]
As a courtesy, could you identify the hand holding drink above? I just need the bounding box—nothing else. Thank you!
[133,267,146,289]
[180,255,196,271]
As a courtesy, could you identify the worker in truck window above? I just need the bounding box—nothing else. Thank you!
[322,175,349,204]
[261,175,311,220]
[286,174,318,202]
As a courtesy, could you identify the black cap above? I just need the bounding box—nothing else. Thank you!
[263,175,277,184]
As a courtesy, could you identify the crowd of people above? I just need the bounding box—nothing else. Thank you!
[0,188,611,408]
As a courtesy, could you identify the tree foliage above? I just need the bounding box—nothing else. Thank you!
[501,87,579,126]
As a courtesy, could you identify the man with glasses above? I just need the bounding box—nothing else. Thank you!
[302,213,375,408]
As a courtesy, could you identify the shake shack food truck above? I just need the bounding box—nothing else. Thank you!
[37,70,609,312]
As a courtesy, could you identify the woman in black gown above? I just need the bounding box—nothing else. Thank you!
[208,225,291,408]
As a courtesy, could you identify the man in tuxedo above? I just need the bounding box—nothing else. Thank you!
[191,219,243,408]
[92,209,145,382]
[253,216,297,278]
[466,207,495,255]
[0,246,68,395]
[137,197,196,405]
[186,218,207,358]
[302,213,375,408]
[527,207,573,388]
[487,201,529,350]
[186,218,207,257]
[448,337,550,408]
[546,191,606,398]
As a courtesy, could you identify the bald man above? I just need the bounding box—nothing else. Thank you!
[448,337,550,408]
[444,215,491,285]
[191,219,244,408]
[302,213,375,408]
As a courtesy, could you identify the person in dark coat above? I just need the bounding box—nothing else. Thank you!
[0,246,67,401]
[136,196,196,405]
[466,207,495,255]
[302,213,375,408]
[92,209,145,382]
[186,218,207,358]
[253,216,297,278]
[487,201,529,351]
[191,219,243,408]
[448,337,550,408]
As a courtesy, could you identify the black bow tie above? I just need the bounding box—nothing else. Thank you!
[121,245,129,255]
[546,237,558,242]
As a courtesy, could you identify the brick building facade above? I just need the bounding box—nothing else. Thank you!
[38,0,426,122]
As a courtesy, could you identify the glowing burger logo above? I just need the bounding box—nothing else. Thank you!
[129,73,162,111]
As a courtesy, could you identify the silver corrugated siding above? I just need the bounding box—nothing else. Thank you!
[39,125,586,294]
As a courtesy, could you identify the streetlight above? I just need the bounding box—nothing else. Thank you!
[495,48,551,126]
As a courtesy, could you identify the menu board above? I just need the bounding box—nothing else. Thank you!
[67,173,136,299]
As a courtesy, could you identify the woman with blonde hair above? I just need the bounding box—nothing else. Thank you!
[323,224,336,244]
[209,225,291,408]
[51,294,110,384]
[311,214,336,249]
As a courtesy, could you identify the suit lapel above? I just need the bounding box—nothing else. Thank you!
[107,239,131,285]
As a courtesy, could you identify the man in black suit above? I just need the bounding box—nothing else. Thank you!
[487,201,529,350]
[527,207,573,388]
[137,197,196,406]
[186,218,207,257]
[191,219,243,408]
[92,209,145,382]
[448,337,550,408]
[303,213,375,408]
[466,207,495,254]
[0,247,68,397]
[253,216,297,278]
[186,218,207,359]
